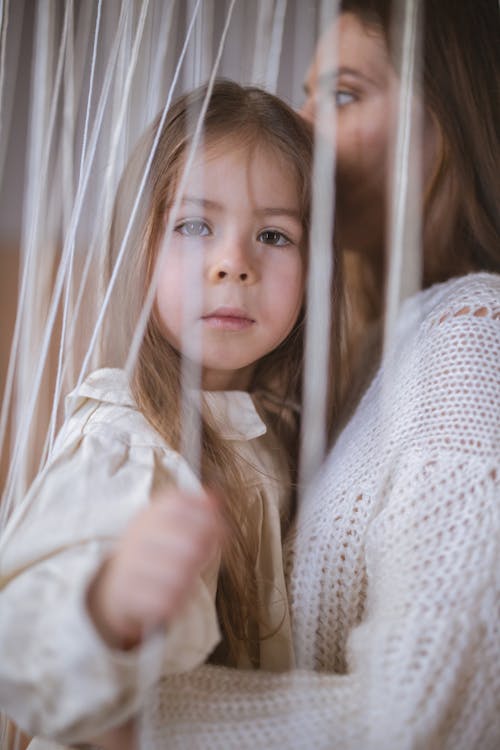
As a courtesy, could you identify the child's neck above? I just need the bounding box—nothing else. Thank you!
[202,365,254,392]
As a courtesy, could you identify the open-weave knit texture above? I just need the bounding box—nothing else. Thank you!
[140,273,500,749]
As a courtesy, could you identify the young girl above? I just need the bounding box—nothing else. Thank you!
[0,81,341,747]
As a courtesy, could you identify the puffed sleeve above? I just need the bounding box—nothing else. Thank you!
[0,410,220,743]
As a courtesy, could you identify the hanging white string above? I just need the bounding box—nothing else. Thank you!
[91,2,132,375]
[0,0,23,193]
[178,1,208,476]
[62,1,75,236]
[199,0,214,83]
[177,0,214,476]
[184,0,208,89]
[145,0,176,122]
[0,0,69,467]
[1,0,129,519]
[0,1,51,744]
[265,0,287,92]
[58,0,76,381]
[124,0,237,377]
[0,2,133,525]
[21,1,202,485]
[73,0,204,403]
[80,0,103,195]
[0,0,9,141]
[102,0,151,221]
[1,2,322,524]
[133,3,237,743]
[0,0,61,505]
[297,0,338,494]
[38,3,118,469]
[292,1,339,682]
[13,4,65,497]
[383,0,422,348]
[125,1,237,487]
[370,4,422,740]
[45,1,103,453]
[251,0,275,85]
[47,0,151,454]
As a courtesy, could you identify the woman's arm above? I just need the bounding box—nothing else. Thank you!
[134,458,499,750]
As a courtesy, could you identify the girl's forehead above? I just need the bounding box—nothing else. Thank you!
[189,136,288,169]
[170,138,303,215]
[177,137,302,189]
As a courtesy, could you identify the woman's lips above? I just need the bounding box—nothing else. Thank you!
[201,307,255,331]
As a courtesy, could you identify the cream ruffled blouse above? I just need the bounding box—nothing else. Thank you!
[0,368,294,746]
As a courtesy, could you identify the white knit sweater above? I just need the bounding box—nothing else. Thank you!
[138,272,500,750]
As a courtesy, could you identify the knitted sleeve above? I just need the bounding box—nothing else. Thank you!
[139,278,500,750]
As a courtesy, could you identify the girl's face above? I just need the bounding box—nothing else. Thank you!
[155,141,305,391]
[302,12,436,258]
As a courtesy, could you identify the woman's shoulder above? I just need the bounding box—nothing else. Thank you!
[387,272,500,454]
[388,272,500,369]
[407,271,500,330]
[394,271,498,360]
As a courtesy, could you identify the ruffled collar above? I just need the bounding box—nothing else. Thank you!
[203,390,266,441]
[67,367,135,408]
[66,368,266,442]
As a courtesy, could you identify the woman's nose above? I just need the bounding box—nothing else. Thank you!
[207,243,258,285]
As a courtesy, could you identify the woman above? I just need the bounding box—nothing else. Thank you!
[137,2,499,748]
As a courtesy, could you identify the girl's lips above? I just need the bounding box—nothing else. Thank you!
[201,307,255,331]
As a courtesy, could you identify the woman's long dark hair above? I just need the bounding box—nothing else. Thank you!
[341,0,499,298]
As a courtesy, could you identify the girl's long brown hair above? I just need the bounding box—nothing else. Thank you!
[340,0,500,329]
[106,80,343,664]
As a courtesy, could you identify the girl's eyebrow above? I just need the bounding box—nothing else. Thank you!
[182,195,301,221]
[255,207,302,220]
[181,196,222,210]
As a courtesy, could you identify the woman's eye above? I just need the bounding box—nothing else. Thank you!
[176,219,210,237]
[258,229,291,246]
[335,90,357,107]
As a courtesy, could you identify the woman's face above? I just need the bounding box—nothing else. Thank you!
[302,12,434,258]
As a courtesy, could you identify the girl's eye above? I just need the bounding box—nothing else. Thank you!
[335,90,357,107]
[258,229,291,246]
[176,219,210,237]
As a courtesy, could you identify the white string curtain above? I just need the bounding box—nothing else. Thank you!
[0,0,424,745]
[298,0,338,490]
[0,0,322,525]
[0,6,323,746]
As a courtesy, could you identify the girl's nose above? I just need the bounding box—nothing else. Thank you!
[207,245,258,285]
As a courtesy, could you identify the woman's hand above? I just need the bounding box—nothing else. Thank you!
[86,489,220,650]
